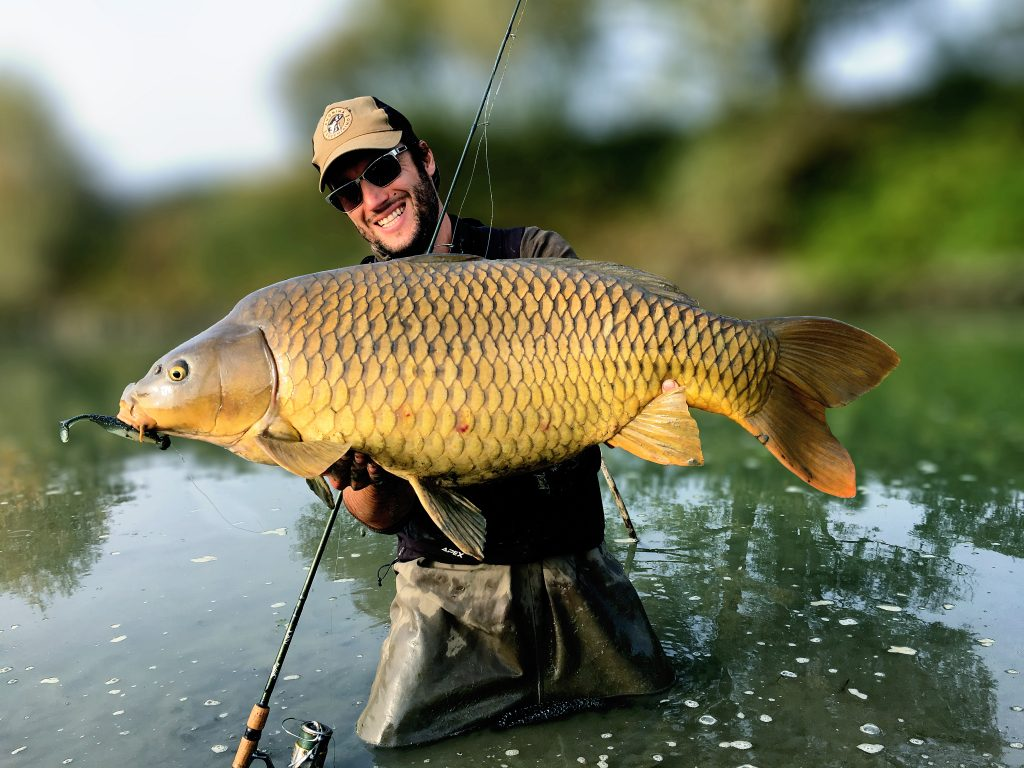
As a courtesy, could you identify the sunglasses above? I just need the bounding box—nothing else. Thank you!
[323,145,408,212]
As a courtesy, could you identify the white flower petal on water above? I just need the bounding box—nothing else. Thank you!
[780,670,798,678]
[190,556,217,563]
[261,528,287,536]
[283,674,301,681]
[210,745,229,754]
[908,738,924,745]
[698,715,717,725]
[270,602,286,609]
[683,699,700,708]
[977,638,995,647]
[857,743,884,754]
[796,657,810,664]
[942,603,954,610]
[848,688,868,700]
[838,618,858,626]
[105,678,119,685]
[110,636,127,643]
[877,604,902,613]
[1009,742,1023,749]
[916,460,938,474]
[203,700,220,706]
[718,740,752,749]
[887,646,917,656]
[505,749,520,756]
[11,746,27,755]
[759,714,773,722]
[860,723,881,736]
[1008,669,1020,675]
[40,677,59,684]
[809,600,834,607]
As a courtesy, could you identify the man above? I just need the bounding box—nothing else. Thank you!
[310,96,673,747]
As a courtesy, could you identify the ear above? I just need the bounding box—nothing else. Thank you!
[419,140,436,177]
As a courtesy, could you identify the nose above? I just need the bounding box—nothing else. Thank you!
[359,177,392,211]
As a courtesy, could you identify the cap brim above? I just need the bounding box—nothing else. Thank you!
[318,129,404,189]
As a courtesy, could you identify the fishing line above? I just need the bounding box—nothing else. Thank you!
[428,0,528,253]
[169,446,266,535]
[450,1,528,243]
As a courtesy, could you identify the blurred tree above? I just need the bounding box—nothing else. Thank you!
[0,79,111,325]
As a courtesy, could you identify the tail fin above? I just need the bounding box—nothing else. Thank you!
[739,317,899,498]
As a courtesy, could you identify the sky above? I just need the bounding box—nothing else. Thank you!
[0,0,344,197]
[0,0,1009,200]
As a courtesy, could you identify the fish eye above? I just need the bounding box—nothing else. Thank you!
[167,360,189,382]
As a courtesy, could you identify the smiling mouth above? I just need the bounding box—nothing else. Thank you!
[375,203,405,228]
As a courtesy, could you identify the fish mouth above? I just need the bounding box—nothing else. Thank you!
[117,385,158,434]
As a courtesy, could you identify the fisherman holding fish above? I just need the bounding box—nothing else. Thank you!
[311,96,675,746]
[113,91,896,750]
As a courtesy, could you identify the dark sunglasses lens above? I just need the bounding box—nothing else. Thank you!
[363,153,403,188]
[329,181,362,212]
[325,149,404,212]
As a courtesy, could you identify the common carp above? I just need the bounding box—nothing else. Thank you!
[118,255,899,557]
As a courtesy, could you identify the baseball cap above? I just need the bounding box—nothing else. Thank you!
[311,96,414,190]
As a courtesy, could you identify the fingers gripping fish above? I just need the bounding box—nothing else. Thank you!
[117,255,899,558]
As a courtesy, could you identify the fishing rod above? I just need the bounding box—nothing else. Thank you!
[232,490,344,768]
[425,0,640,542]
[427,0,525,253]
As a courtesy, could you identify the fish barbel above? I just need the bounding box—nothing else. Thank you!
[117,255,899,557]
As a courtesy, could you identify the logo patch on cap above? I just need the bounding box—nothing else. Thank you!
[322,107,353,140]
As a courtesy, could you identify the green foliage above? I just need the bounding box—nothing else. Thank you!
[4,3,1023,343]
[786,81,1024,308]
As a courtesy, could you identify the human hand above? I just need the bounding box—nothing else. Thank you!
[324,450,392,491]
[322,451,414,531]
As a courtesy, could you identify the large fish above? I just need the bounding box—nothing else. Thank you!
[118,255,898,557]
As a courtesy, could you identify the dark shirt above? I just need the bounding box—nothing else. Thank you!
[362,217,606,564]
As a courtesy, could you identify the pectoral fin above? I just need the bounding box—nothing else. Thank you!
[606,388,704,466]
[255,436,351,478]
[305,476,336,509]
[406,477,487,560]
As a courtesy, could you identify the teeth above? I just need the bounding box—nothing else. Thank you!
[376,204,404,227]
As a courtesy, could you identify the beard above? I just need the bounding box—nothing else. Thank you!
[367,165,442,261]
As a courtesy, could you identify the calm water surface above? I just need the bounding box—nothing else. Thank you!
[1,313,1022,767]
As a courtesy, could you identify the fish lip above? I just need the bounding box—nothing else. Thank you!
[117,391,157,434]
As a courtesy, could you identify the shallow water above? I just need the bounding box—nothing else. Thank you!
[1,313,1022,767]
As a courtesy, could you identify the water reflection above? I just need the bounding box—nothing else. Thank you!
[0,448,132,609]
[613,460,1007,763]
[3,313,1023,766]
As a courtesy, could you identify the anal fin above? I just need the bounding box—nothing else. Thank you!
[606,388,704,466]
[256,436,351,478]
[407,477,487,560]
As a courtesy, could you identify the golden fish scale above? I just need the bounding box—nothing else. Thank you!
[241,260,776,483]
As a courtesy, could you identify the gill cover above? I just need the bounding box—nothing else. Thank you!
[120,322,275,439]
